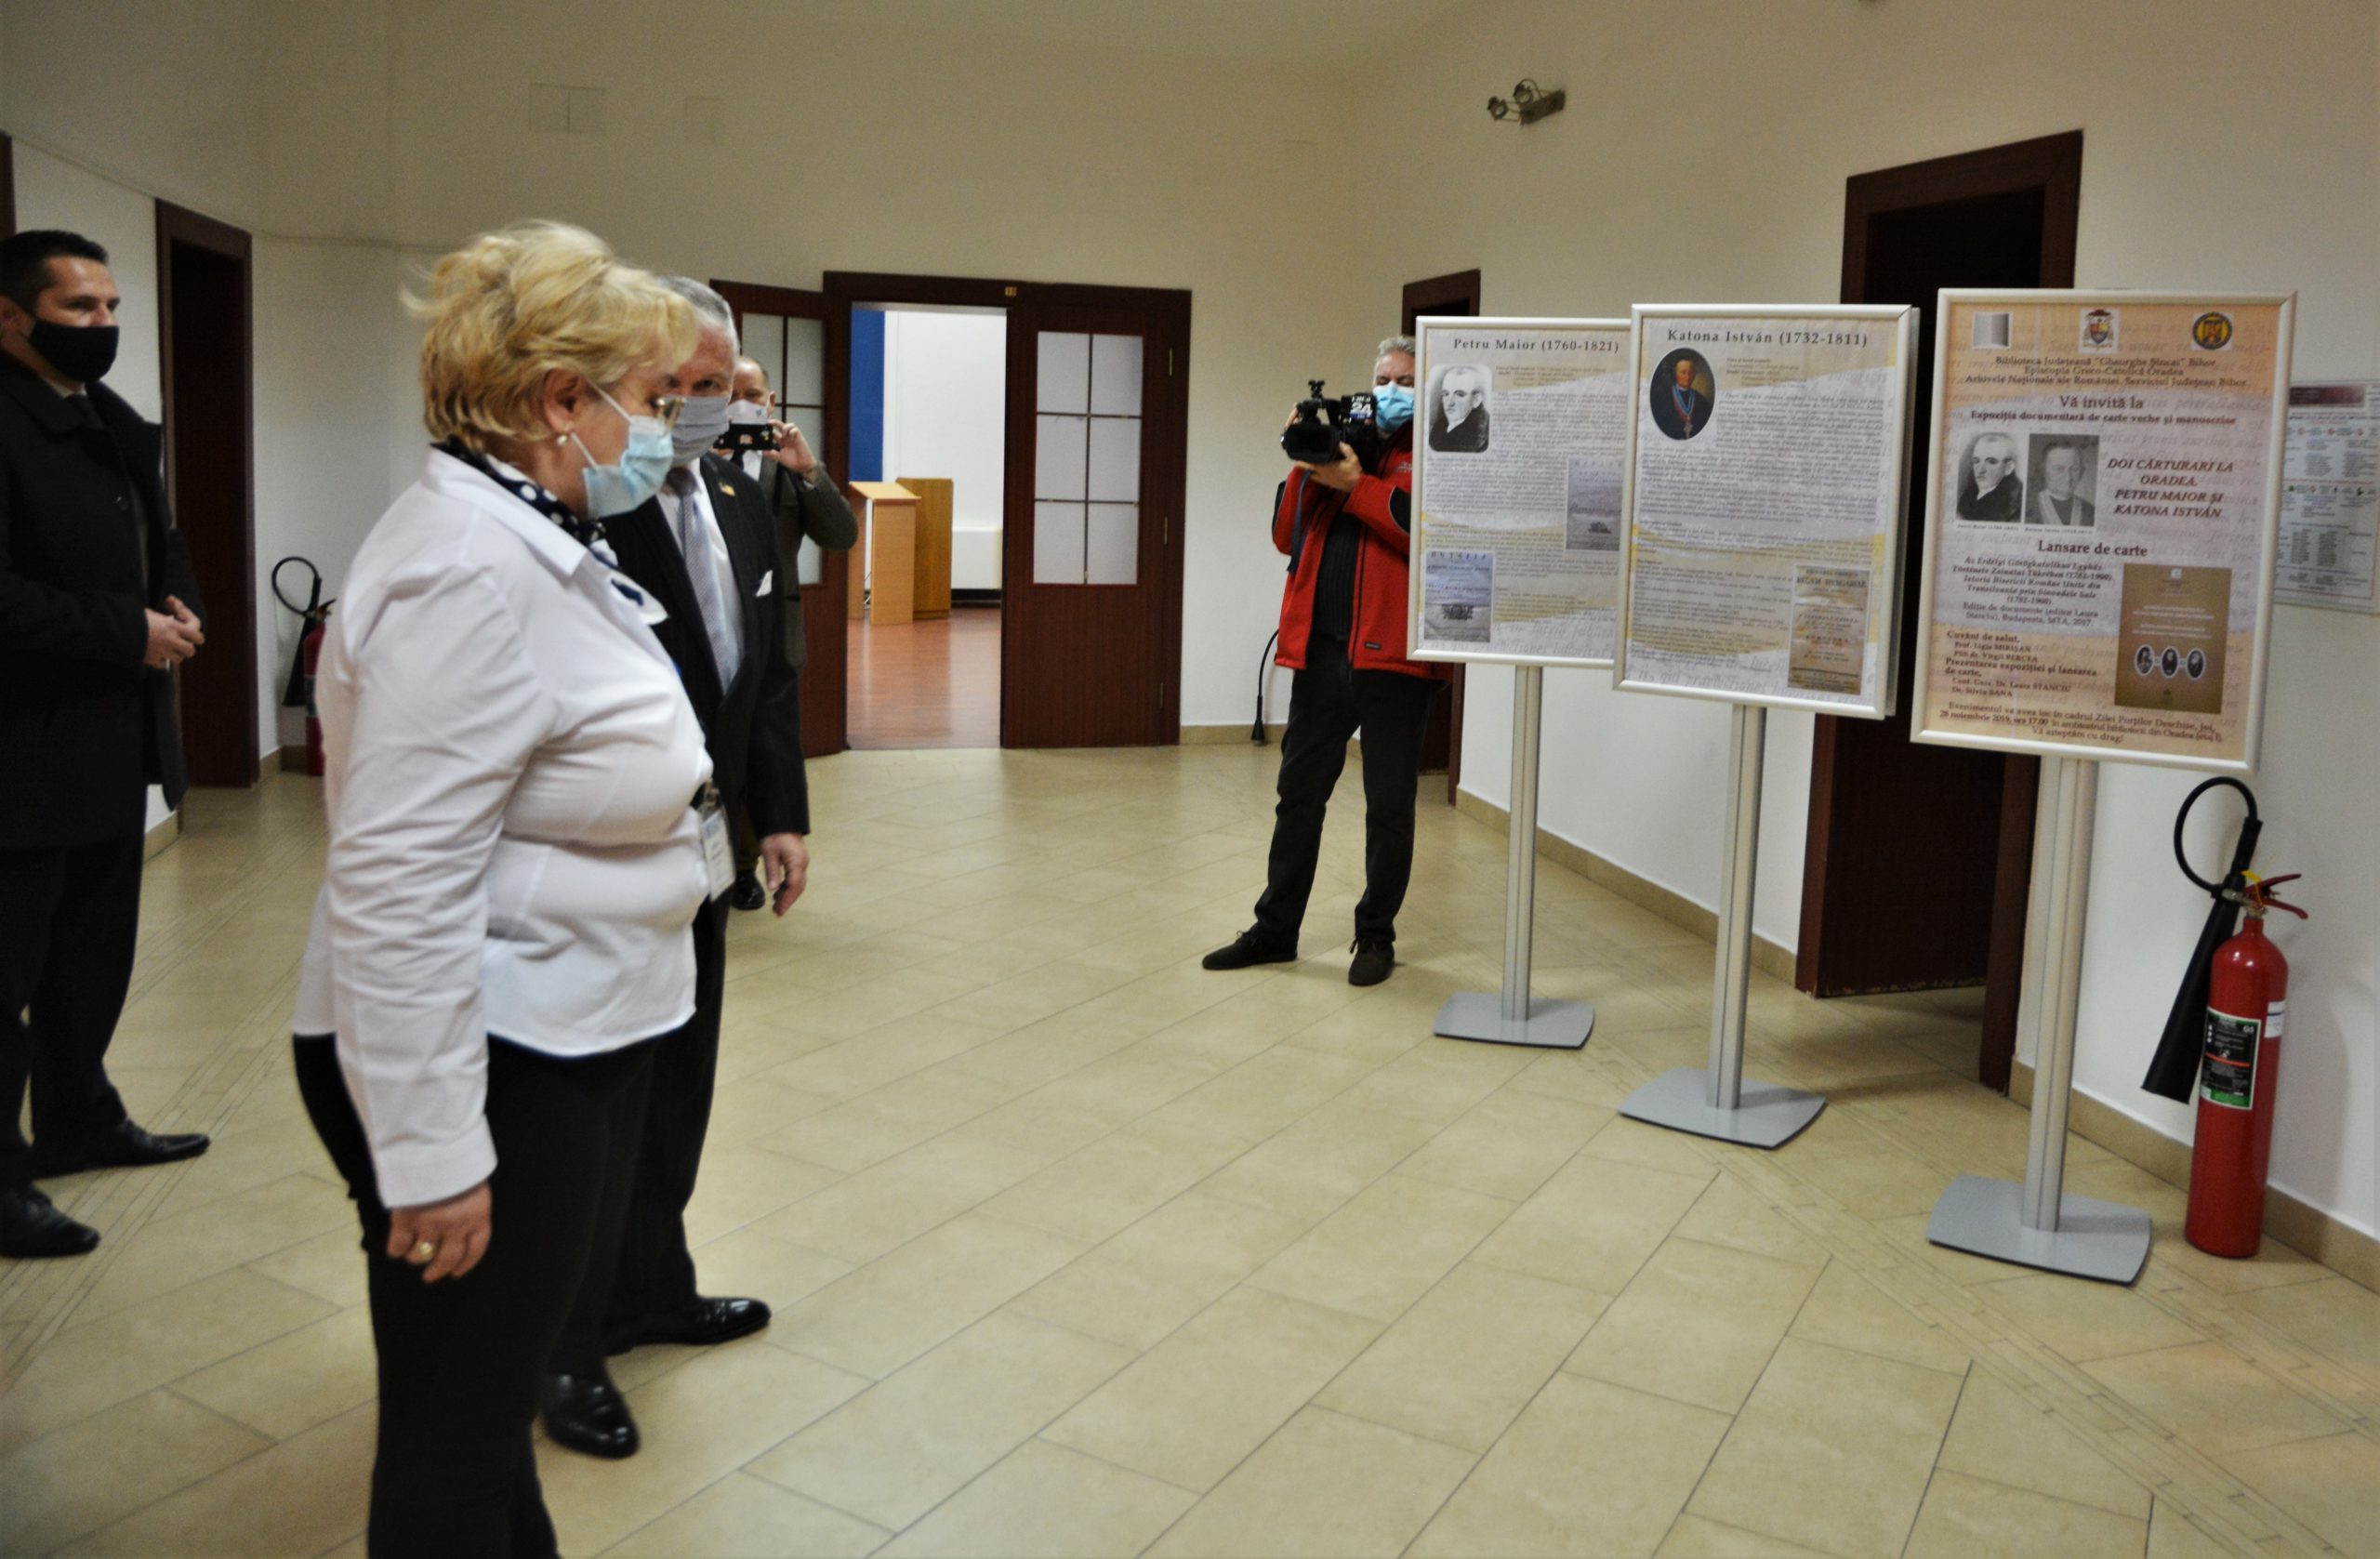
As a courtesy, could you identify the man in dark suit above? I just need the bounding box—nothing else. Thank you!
[0,231,213,1260]
[1427,366,1490,453]
[1649,353,1711,440]
[1957,432,2025,522]
[722,353,856,908]
[2030,441,2096,527]
[540,280,812,1459]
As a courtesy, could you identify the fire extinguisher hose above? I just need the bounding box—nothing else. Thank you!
[271,556,333,708]
[2142,777,2262,1101]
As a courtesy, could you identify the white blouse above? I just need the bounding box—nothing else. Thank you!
[293,450,712,1208]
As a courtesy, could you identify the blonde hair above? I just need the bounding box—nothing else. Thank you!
[410,220,697,452]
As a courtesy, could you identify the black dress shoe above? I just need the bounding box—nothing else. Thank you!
[1,1184,100,1258]
[1201,931,1296,971]
[604,1295,772,1354]
[729,870,768,912]
[541,1371,640,1459]
[33,1121,211,1178]
[1348,939,1395,987]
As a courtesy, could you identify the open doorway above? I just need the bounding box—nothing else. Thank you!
[844,303,1008,748]
[824,272,1191,750]
[156,200,258,788]
[1797,131,2082,1091]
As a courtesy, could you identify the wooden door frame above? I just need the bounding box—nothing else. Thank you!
[155,198,258,788]
[1401,268,1482,802]
[709,277,847,760]
[1801,130,2081,1091]
[822,271,1192,747]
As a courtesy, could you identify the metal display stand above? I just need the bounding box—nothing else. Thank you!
[1927,757,2152,1283]
[1434,667,1595,1050]
[1619,705,1825,1147]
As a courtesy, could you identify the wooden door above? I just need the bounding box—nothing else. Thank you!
[1001,286,1191,746]
[1402,271,1479,799]
[157,201,258,788]
[712,281,843,759]
[1796,132,2082,1090]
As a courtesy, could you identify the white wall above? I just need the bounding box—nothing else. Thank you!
[879,308,1007,592]
[371,0,1379,725]
[1397,0,2378,1238]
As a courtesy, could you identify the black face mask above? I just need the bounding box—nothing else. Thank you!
[26,317,119,386]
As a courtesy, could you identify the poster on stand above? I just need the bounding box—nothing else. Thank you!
[1408,316,1633,667]
[2275,381,2377,614]
[1613,304,1918,716]
[1910,291,2294,773]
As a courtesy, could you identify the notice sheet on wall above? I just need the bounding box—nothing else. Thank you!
[2276,381,2377,613]
[1911,292,2294,773]
[1614,304,1917,716]
[1408,317,1633,667]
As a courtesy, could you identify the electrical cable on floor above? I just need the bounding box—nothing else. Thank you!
[1252,629,1279,743]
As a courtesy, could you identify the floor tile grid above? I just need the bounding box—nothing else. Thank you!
[622,824,2343,1559]
[860,1047,1690,1553]
[7,751,2373,1559]
[1721,1156,2352,1557]
[0,957,310,1354]
[709,1003,1635,1549]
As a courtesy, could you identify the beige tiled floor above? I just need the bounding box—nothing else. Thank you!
[4,747,2375,1557]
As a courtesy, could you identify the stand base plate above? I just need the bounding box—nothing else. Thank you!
[1926,1174,2151,1285]
[1618,1065,1825,1148]
[1434,992,1594,1050]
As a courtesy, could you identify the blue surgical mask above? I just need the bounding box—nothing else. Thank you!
[572,386,674,517]
[1371,382,1415,430]
[669,393,734,465]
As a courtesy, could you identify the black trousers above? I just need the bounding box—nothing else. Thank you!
[297,1033,654,1559]
[555,895,727,1368]
[0,835,141,1188]
[1252,635,1441,948]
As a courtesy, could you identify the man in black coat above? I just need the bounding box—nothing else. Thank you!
[1956,432,2025,522]
[541,280,812,1460]
[0,231,213,1261]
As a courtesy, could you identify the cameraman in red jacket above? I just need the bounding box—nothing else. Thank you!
[1205,336,1449,987]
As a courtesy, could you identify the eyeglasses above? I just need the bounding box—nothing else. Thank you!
[647,394,687,430]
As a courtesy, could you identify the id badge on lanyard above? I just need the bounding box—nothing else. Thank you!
[695,783,735,900]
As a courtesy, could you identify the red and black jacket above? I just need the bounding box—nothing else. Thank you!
[1271,425,1448,681]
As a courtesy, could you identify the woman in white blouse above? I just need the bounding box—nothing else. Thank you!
[291,222,708,1557]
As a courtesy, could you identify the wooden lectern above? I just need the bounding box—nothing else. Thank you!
[894,476,954,619]
[846,481,919,627]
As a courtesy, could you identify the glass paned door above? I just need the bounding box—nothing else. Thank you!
[1030,331,1143,586]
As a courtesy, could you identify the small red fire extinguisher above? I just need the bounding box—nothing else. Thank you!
[272,557,335,778]
[2185,873,2307,1258]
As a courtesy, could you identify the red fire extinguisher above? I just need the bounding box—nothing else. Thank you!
[272,558,334,777]
[2185,873,2307,1258]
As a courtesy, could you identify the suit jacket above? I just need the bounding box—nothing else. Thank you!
[0,354,205,848]
[1957,476,2025,523]
[606,455,810,836]
[2030,492,2095,527]
[1428,406,1490,453]
[1649,383,1708,440]
[756,458,858,671]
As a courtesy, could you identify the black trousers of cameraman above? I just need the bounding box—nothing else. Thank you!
[1251,633,1440,949]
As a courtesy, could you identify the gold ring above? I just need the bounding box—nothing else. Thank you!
[410,1240,438,1262]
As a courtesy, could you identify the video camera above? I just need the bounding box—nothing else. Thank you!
[1282,380,1385,469]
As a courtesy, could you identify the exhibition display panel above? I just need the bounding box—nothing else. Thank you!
[1913,290,2296,1282]
[1408,316,1634,1050]
[1614,304,1920,1147]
